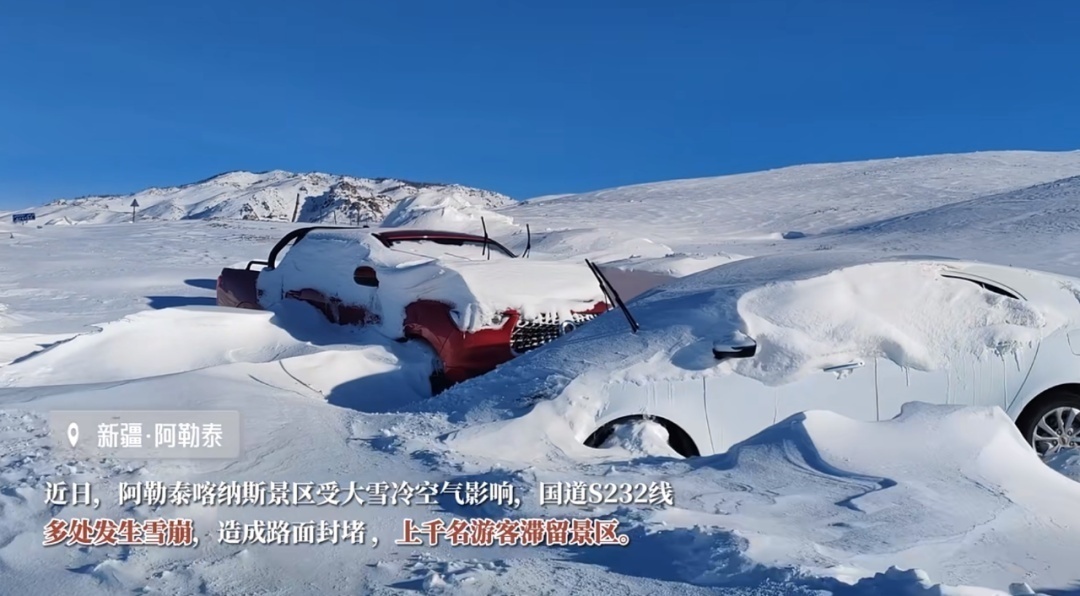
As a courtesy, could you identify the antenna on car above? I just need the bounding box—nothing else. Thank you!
[481,217,490,260]
[585,259,639,333]
[523,224,531,258]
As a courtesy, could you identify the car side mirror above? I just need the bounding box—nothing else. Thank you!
[353,266,379,287]
[713,332,756,361]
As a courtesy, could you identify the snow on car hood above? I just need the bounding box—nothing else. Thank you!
[442,251,1072,412]
[256,228,607,333]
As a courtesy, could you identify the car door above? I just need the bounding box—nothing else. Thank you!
[874,352,1030,419]
[875,359,967,418]
[874,274,1039,420]
[774,357,878,426]
[704,356,877,453]
[704,373,781,454]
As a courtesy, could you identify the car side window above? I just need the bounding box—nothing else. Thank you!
[941,274,1020,300]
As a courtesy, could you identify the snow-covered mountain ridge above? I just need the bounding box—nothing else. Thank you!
[15,170,513,226]
[11,150,1080,233]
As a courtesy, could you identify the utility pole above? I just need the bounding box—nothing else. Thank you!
[293,185,307,223]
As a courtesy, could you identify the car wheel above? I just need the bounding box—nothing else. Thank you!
[584,416,699,458]
[1018,389,1080,458]
[429,369,453,396]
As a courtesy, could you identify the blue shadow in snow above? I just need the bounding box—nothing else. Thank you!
[560,522,820,591]
[184,278,218,290]
[145,295,218,309]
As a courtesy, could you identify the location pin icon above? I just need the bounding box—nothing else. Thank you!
[67,422,79,447]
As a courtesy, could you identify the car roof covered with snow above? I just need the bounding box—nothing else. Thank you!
[256,226,609,334]
[609,250,1080,304]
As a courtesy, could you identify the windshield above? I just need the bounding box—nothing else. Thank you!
[384,238,516,260]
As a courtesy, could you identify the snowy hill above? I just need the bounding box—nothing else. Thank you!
[6,170,513,226]
[842,173,1080,238]
[504,150,1080,248]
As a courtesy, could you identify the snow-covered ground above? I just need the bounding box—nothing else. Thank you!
[2,150,1080,595]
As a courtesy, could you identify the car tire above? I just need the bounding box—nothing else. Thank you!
[405,336,451,396]
[1017,388,1080,458]
[429,370,453,396]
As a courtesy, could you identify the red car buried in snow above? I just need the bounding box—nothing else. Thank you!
[217,226,609,392]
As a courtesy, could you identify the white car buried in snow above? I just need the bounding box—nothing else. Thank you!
[455,252,1080,460]
[216,226,609,392]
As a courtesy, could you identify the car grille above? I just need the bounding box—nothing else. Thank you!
[510,312,598,355]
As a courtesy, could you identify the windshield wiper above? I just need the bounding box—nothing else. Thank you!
[481,217,490,260]
[585,259,639,333]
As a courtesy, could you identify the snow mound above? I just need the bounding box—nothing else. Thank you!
[731,261,1049,382]
[732,403,1075,497]
[649,404,1080,589]
[0,307,329,387]
[524,227,674,262]
[833,567,1039,595]
[599,419,681,458]
[0,331,80,366]
[381,187,515,233]
[446,400,1080,591]
[771,405,1074,557]
[655,255,1052,387]
[0,304,435,409]
[1046,447,1080,482]
[604,252,746,278]
[596,252,748,301]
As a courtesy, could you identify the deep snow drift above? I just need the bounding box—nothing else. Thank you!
[2,151,1080,595]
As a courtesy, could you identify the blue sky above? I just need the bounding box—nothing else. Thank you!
[2,0,1078,207]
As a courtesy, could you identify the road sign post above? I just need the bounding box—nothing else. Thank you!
[130,199,140,223]
[293,186,307,223]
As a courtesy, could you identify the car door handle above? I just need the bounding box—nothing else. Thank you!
[822,360,865,373]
